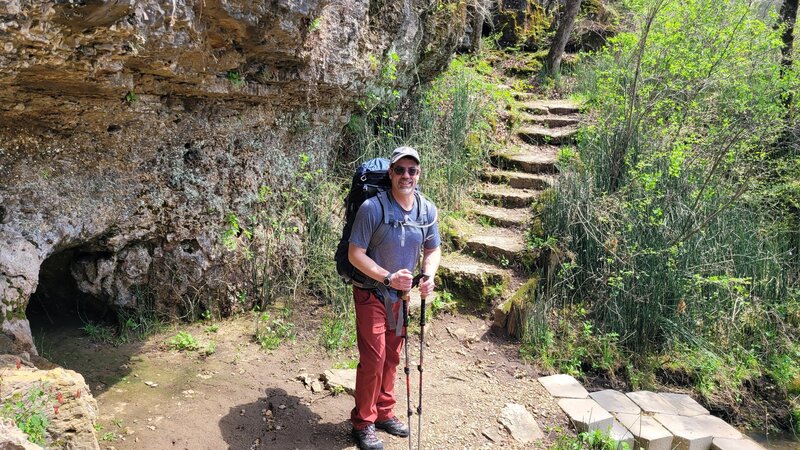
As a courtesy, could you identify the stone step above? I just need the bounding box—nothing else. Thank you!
[465,226,530,265]
[615,412,674,450]
[520,112,581,128]
[558,398,614,433]
[482,168,555,190]
[590,390,642,415]
[514,92,535,102]
[540,375,757,450]
[711,437,767,450]
[437,253,512,305]
[518,124,578,145]
[493,145,559,174]
[652,414,713,450]
[520,99,582,115]
[538,374,589,399]
[471,204,530,228]
[477,183,541,208]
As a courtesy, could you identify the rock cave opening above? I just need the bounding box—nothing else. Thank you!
[26,248,117,352]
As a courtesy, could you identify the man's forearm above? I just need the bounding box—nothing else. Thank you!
[421,247,441,277]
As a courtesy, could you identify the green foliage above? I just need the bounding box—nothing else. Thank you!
[1,383,52,445]
[101,432,118,442]
[167,331,199,351]
[333,359,359,369]
[226,70,245,87]
[255,312,296,350]
[552,427,631,450]
[430,290,456,316]
[345,53,512,213]
[521,305,624,377]
[124,91,138,103]
[308,17,321,32]
[81,322,115,344]
[319,312,356,352]
[526,0,797,383]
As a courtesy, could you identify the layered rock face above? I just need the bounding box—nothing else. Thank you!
[0,0,473,354]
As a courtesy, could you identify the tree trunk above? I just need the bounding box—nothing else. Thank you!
[780,0,799,69]
[545,0,582,77]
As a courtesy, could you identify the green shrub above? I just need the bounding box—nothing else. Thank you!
[255,312,296,350]
[167,331,199,351]
[319,313,356,352]
[527,0,796,366]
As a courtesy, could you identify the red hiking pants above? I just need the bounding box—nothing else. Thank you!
[350,287,404,430]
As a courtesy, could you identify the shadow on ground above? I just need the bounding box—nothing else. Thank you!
[220,387,353,450]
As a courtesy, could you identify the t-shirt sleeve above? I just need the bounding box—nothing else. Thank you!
[424,203,442,249]
[349,198,380,250]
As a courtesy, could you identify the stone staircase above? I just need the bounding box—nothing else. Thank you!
[538,374,766,450]
[435,97,768,449]
[437,96,580,337]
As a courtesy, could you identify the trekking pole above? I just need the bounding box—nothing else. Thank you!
[416,275,429,450]
[402,291,413,450]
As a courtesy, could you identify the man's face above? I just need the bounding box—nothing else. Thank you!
[389,157,420,196]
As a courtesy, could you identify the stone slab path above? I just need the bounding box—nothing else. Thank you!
[539,374,766,450]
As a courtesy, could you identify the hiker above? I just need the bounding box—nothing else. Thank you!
[347,146,441,450]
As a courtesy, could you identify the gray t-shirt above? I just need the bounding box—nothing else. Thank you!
[349,192,441,299]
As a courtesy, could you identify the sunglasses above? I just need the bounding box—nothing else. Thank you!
[392,166,420,176]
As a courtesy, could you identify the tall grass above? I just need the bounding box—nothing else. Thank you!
[524,0,800,398]
[344,56,511,212]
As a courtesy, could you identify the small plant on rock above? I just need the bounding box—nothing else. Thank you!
[0,382,53,446]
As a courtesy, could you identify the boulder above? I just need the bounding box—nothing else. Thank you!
[0,357,99,450]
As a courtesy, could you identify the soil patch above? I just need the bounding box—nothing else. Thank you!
[36,298,568,449]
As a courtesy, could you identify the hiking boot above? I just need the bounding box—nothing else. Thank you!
[352,424,384,450]
[375,416,410,437]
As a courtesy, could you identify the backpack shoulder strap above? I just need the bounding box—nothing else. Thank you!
[368,190,394,250]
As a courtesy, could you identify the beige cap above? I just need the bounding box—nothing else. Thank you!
[390,146,420,164]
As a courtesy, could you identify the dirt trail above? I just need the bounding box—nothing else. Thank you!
[37,301,567,450]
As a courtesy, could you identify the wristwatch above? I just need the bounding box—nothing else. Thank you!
[383,272,393,287]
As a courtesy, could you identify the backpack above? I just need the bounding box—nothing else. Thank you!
[334,157,436,288]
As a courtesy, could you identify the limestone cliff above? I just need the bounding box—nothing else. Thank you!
[0,0,478,354]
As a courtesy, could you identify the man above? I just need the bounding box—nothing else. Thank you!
[347,146,442,450]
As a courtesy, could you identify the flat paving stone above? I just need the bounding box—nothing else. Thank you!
[616,412,674,450]
[627,391,680,414]
[711,437,767,450]
[609,419,635,450]
[590,389,642,415]
[557,398,614,433]
[653,413,713,450]
[691,415,743,439]
[538,374,589,399]
[659,392,709,416]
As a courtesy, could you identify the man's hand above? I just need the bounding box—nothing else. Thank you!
[419,274,435,298]
[389,269,414,291]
